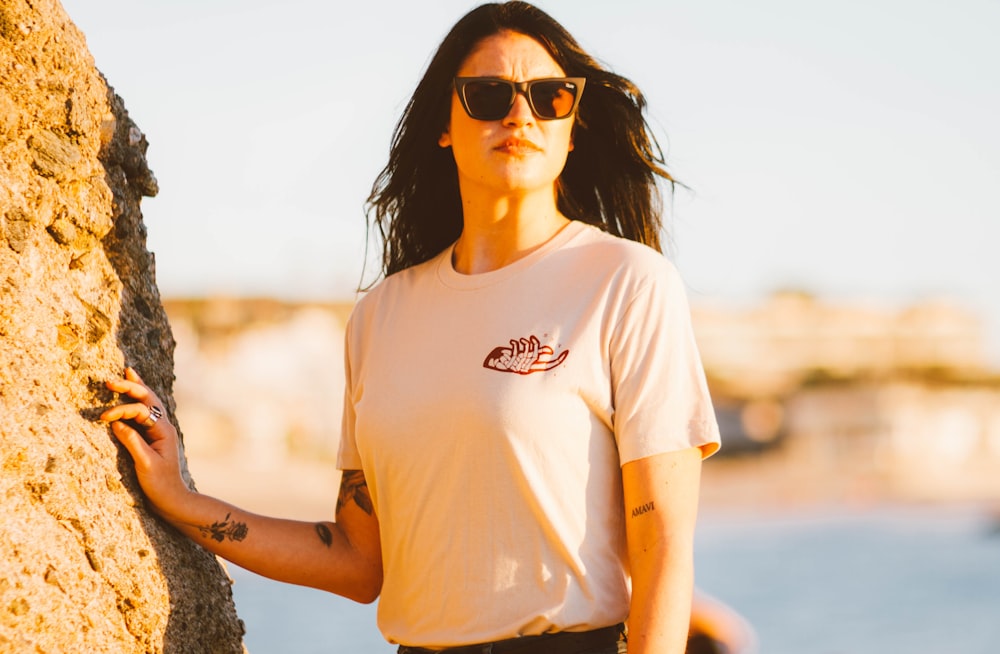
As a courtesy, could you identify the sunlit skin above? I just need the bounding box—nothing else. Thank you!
[439,30,576,275]
[101,368,383,603]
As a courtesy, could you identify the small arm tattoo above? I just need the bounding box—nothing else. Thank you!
[631,502,655,518]
[197,513,249,542]
[315,522,333,548]
[336,470,373,516]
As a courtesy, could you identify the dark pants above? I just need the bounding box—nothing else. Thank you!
[398,643,626,654]
[396,623,627,654]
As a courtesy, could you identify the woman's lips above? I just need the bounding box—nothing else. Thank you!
[494,138,541,155]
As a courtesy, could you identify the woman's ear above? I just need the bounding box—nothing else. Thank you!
[439,128,452,148]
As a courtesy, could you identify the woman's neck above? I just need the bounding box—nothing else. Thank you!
[451,191,569,275]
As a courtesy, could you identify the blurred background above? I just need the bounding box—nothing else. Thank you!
[63,1,1000,652]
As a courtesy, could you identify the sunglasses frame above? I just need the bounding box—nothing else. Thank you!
[454,76,587,121]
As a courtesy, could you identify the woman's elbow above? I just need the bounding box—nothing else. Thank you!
[350,569,383,604]
[328,559,382,604]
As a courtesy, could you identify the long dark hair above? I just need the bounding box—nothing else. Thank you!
[365,1,673,282]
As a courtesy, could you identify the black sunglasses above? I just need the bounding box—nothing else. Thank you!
[454,77,586,121]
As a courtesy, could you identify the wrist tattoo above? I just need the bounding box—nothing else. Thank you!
[315,522,333,548]
[197,512,249,542]
[631,501,655,518]
[336,470,373,516]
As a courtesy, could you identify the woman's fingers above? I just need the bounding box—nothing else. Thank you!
[101,368,172,449]
[110,420,156,467]
[106,368,156,404]
[103,367,167,424]
[105,377,148,399]
[100,400,157,425]
[124,366,147,385]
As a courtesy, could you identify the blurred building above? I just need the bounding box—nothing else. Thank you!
[693,291,988,398]
[691,291,1000,502]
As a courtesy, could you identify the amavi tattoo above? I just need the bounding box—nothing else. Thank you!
[197,512,249,543]
[336,470,373,516]
[631,502,655,518]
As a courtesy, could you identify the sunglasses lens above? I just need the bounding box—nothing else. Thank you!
[457,78,583,120]
[529,80,579,119]
[463,81,514,120]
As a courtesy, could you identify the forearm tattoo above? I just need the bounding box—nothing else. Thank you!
[631,501,655,518]
[336,470,373,516]
[197,513,249,542]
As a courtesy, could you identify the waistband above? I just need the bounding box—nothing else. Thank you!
[397,623,625,654]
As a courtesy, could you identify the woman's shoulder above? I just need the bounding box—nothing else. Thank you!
[348,250,447,321]
[567,221,681,283]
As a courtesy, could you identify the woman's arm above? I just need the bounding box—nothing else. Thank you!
[101,368,382,603]
[621,446,704,654]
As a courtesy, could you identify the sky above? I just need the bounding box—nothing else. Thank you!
[61,0,1000,363]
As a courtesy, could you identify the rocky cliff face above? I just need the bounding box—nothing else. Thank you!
[1,1,245,651]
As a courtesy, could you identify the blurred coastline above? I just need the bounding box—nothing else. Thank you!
[166,293,1000,519]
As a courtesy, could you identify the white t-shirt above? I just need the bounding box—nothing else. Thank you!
[339,220,720,647]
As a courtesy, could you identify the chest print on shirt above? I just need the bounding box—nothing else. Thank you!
[482,334,569,375]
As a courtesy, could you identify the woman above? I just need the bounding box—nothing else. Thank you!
[102,3,720,653]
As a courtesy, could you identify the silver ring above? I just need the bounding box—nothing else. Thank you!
[142,405,163,428]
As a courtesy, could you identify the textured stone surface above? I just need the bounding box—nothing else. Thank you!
[0,0,245,651]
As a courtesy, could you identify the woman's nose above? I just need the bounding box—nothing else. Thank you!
[502,91,535,126]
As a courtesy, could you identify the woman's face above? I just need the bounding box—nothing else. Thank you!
[439,30,576,199]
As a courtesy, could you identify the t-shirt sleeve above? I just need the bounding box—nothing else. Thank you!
[337,314,364,471]
[609,260,721,464]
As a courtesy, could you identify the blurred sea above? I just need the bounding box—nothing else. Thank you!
[229,504,1000,654]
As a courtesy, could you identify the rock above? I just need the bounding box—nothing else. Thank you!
[28,129,83,179]
[0,0,245,652]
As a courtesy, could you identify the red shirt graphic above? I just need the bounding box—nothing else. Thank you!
[483,335,568,374]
